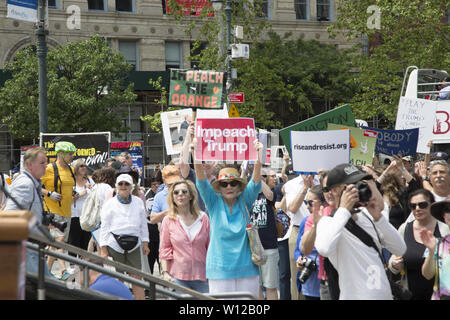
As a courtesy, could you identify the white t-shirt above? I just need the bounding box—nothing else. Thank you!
[178,212,205,241]
[284,175,320,226]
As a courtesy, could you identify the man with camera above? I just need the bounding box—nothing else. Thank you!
[3,147,53,276]
[314,163,406,300]
[41,141,77,279]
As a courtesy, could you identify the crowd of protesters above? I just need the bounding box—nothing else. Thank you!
[1,136,450,301]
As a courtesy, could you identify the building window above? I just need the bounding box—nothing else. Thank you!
[190,42,208,69]
[165,42,182,71]
[48,0,58,9]
[119,40,138,70]
[294,0,308,20]
[88,0,106,11]
[255,0,269,19]
[317,0,331,21]
[116,0,134,12]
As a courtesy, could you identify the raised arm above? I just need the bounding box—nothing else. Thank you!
[251,139,263,185]
[179,122,194,179]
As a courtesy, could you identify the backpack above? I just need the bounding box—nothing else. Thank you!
[80,186,101,231]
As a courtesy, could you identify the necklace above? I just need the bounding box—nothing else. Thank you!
[117,194,132,204]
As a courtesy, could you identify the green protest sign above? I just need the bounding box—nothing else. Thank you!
[328,123,377,166]
[279,104,355,155]
[169,69,225,109]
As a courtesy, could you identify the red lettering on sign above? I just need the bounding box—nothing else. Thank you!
[434,111,450,135]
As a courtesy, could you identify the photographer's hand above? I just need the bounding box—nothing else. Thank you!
[48,191,62,201]
[339,184,359,212]
[365,179,383,222]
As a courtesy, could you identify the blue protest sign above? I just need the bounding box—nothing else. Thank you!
[362,127,419,157]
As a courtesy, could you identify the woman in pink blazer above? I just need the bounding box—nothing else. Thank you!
[159,179,210,293]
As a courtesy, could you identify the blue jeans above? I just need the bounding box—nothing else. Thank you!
[278,239,291,300]
[26,249,54,278]
[174,279,209,294]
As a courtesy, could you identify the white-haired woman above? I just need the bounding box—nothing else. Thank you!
[99,174,149,300]
[193,139,263,299]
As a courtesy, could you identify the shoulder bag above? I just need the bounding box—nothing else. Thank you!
[240,197,267,266]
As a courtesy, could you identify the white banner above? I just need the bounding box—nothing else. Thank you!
[290,130,350,173]
[395,97,437,154]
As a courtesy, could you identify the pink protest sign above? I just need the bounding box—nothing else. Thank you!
[195,118,257,162]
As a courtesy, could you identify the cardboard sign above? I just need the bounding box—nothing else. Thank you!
[280,104,355,155]
[110,141,144,174]
[161,108,193,155]
[290,130,350,173]
[169,69,224,109]
[194,118,257,162]
[361,127,419,157]
[395,97,437,154]
[328,124,377,166]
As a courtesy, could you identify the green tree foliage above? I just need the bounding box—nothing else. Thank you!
[233,31,356,128]
[0,35,137,139]
[329,0,450,126]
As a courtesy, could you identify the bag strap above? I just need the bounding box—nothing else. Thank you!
[344,214,386,265]
[238,195,251,226]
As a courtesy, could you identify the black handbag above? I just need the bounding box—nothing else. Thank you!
[112,233,139,251]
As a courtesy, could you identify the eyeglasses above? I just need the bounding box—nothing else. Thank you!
[118,182,131,186]
[173,189,188,195]
[409,201,429,209]
[219,180,240,188]
[303,200,314,207]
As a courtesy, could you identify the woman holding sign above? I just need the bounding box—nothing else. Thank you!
[194,139,263,299]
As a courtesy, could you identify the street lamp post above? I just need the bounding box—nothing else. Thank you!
[212,0,233,101]
[35,0,48,134]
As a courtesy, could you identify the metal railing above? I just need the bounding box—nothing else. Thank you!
[27,232,257,300]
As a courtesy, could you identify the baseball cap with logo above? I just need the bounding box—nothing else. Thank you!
[326,163,373,189]
[431,151,448,162]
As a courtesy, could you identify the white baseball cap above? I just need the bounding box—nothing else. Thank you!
[116,174,133,186]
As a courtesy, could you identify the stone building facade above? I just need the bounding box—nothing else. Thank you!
[0,0,353,171]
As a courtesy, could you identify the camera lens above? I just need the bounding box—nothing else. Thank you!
[354,181,371,203]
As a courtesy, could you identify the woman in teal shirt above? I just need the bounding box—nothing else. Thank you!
[194,140,263,299]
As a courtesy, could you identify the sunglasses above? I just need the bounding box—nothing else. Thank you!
[409,201,429,209]
[79,164,87,168]
[303,200,314,207]
[173,189,188,195]
[322,187,330,193]
[118,182,131,186]
[219,180,240,188]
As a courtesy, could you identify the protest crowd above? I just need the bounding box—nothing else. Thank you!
[1,108,450,301]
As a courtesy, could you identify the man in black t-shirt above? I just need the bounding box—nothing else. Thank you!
[250,168,280,300]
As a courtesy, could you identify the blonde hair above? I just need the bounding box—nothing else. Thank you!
[166,179,201,220]
[72,158,87,177]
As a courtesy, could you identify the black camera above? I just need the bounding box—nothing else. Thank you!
[354,180,372,204]
[298,257,317,284]
[42,211,67,233]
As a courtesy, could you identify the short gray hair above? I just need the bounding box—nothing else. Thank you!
[23,147,46,169]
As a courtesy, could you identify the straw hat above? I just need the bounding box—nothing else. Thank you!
[211,167,248,193]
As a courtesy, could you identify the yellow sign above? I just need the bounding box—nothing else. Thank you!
[228,103,240,118]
